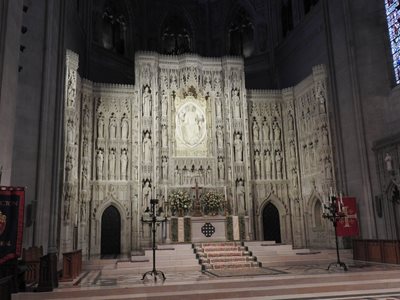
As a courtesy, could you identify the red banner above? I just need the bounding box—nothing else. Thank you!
[337,197,359,237]
[0,186,25,264]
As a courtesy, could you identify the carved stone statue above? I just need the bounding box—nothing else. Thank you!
[120,149,128,180]
[80,201,87,222]
[236,180,245,215]
[65,154,73,182]
[275,150,282,179]
[161,91,168,116]
[215,94,222,118]
[67,119,74,145]
[143,86,152,117]
[218,157,225,180]
[254,151,261,179]
[262,120,270,141]
[109,114,117,139]
[97,114,104,139]
[143,132,152,162]
[253,120,260,142]
[216,126,223,149]
[66,69,76,107]
[63,198,70,221]
[385,153,393,172]
[232,90,241,119]
[204,73,212,90]
[273,121,281,142]
[234,133,243,162]
[121,115,129,140]
[175,166,181,185]
[109,148,116,180]
[206,166,212,185]
[82,159,88,188]
[161,124,168,148]
[316,82,326,114]
[142,181,151,207]
[96,149,104,180]
[214,74,221,91]
[325,157,332,179]
[265,150,272,179]
[162,157,168,179]
[83,108,90,132]
[288,114,295,131]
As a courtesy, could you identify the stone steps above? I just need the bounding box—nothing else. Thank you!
[200,251,251,258]
[203,256,256,264]
[204,261,260,270]
[195,241,260,271]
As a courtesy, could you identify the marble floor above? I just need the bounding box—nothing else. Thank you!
[11,260,400,299]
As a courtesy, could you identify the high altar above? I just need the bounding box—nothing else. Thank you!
[61,51,336,257]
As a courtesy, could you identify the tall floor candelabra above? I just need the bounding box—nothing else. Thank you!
[141,198,167,281]
[323,194,348,271]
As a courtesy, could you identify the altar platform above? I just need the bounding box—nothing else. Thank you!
[12,243,400,300]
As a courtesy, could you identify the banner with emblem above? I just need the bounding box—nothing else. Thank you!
[0,186,25,264]
[337,197,359,237]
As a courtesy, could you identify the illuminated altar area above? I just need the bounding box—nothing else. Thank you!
[60,51,335,257]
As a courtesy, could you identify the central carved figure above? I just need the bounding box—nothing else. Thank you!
[176,101,206,147]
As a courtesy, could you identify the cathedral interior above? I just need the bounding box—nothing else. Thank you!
[2,0,400,298]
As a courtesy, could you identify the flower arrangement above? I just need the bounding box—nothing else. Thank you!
[169,190,191,215]
[200,191,224,215]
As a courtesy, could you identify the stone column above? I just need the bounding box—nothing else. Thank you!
[0,0,24,185]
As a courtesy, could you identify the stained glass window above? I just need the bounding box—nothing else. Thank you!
[385,0,400,84]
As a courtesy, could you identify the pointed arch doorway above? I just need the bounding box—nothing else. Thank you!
[101,205,121,258]
[263,202,281,243]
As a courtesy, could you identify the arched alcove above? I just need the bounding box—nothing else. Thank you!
[101,205,121,257]
[97,0,128,55]
[160,15,193,55]
[313,200,322,228]
[262,202,281,243]
[228,7,254,58]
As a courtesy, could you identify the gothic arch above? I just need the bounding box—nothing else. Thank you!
[258,195,289,243]
[93,0,135,56]
[305,191,325,228]
[92,199,130,257]
[158,9,196,55]
[305,192,335,248]
[224,1,257,57]
[308,196,324,228]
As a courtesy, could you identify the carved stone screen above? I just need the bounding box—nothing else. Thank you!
[61,51,336,257]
